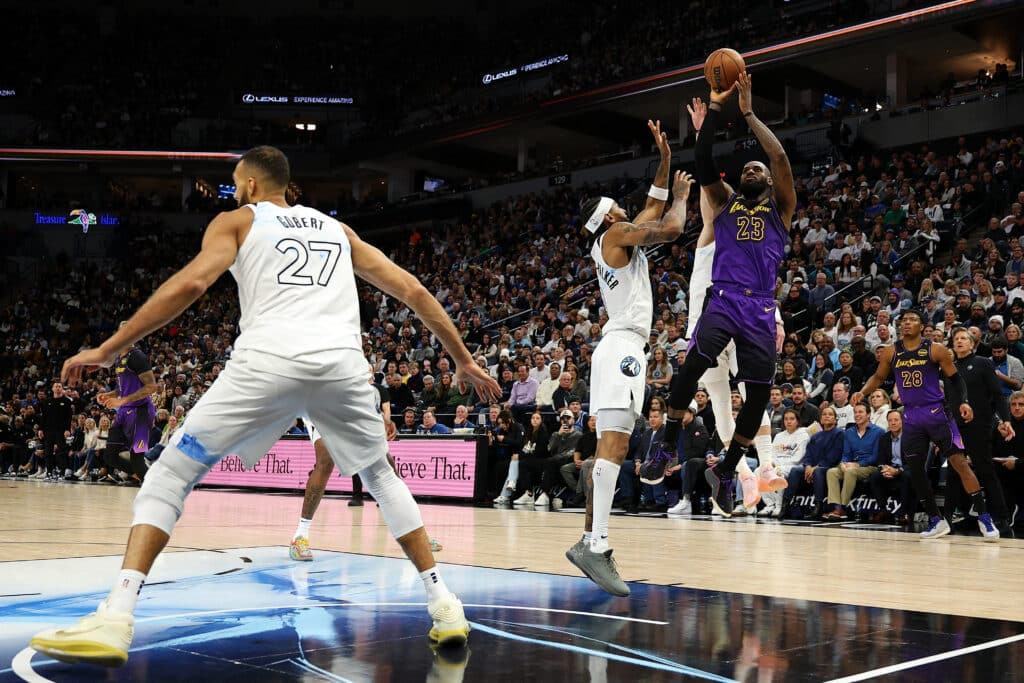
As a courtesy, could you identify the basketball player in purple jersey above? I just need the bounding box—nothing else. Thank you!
[660,72,795,515]
[97,331,157,483]
[854,310,1000,540]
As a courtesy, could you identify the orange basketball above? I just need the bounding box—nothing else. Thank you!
[704,48,745,92]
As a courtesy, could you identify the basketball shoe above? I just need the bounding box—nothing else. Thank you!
[756,465,787,493]
[289,537,313,561]
[705,466,734,517]
[566,541,629,597]
[428,594,470,648]
[977,512,1000,542]
[30,601,134,667]
[920,516,951,539]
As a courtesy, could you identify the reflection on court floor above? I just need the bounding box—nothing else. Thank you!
[1,548,1021,682]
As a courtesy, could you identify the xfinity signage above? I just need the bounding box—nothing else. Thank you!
[481,53,569,85]
[0,89,14,97]
[241,93,354,105]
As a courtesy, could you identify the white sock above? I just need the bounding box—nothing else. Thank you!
[420,566,450,604]
[107,569,146,615]
[583,531,592,543]
[754,432,772,471]
[294,517,313,540]
[589,459,621,553]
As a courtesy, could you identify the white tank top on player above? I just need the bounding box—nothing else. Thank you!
[591,236,652,340]
[230,202,362,359]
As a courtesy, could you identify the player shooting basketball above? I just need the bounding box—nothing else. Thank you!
[660,71,796,517]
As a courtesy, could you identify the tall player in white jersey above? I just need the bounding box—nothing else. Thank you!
[566,165,694,597]
[31,146,501,667]
[671,98,787,517]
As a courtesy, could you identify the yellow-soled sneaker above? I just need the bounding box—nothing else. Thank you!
[290,536,313,561]
[30,601,134,667]
[428,594,470,648]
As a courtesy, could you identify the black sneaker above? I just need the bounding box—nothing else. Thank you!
[704,466,734,518]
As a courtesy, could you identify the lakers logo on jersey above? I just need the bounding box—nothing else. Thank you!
[620,356,641,377]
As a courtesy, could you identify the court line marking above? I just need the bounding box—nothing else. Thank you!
[824,632,1024,682]
[11,649,51,683]
[133,602,670,626]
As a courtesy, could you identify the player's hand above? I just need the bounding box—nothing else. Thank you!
[672,170,694,202]
[648,119,671,158]
[685,98,707,133]
[385,421,397,441]
[959,403,973,422]
[99,394,125,409]
[63,348,118,385]
[708,81,737,105]
[736,71,753,116]
[998,420,1015,441]
[850,392,864,407]
[456,364,501,404]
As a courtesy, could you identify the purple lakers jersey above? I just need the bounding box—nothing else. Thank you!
[711,193,788,292]
[892,339,944,408]
[115,348,153,408]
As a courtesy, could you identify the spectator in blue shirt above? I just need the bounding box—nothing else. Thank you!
[823,403,883,520]
[416,410,452,435]
[782,406,844,518]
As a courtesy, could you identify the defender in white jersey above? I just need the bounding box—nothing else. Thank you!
[33,146,501,667]
[565,160,694,598]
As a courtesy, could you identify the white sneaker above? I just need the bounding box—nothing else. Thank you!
[64,468,73,478]
[667,498,691,515]
[428,593,470,648]
[533,492,550,508]
[74,467,88,480]
[513,491,534,506]
[492,495,510,505]
[115,470,129,482]
[30,601,135,667]
[31,468,48,479]
[551,498,563,510]
[760,504,777,518]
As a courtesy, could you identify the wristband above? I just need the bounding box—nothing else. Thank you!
[648,185,669,201]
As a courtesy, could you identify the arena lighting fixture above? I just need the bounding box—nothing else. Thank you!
[0,149,242,161]
[438,0,977,143]
[294,123,318,131]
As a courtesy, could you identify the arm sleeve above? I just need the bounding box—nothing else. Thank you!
[694,107,721,187]
[984,362,1011,422]
[946,371,969,406]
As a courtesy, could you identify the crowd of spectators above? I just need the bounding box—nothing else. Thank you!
[2,1,956,152]
[2,126,1023,533]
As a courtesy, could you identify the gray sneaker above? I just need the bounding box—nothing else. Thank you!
[566,543,630,597]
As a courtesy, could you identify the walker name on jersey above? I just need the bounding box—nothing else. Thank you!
[276,215,325,230]
[596,262,619,290]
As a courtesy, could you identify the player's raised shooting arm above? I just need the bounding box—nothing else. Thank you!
[97,209,244,359]
[735,72,796,223]
[346,224,474,367]
[633,119,673,225]
[605,171,693,248]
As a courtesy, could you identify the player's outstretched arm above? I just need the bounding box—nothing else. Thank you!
[851,345,894,406]
[61,209,245,384]
[605,171,693,248]
[346,225,501,403]
[735,72,796,223]
[633,119,673,225]
[694,89,736,215]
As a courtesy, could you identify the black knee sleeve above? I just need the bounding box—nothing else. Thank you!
[668,354,712,411]
[734,383,770,440]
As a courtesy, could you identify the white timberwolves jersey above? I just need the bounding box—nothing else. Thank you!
[231,202,362,366]
[591,236,652,339]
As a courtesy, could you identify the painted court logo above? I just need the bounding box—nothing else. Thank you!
[68,209,97,234]
[620,356,641,377]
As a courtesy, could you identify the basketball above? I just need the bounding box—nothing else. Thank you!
[704,48,745,92]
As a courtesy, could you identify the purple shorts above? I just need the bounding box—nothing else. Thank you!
[111,401,156,454]
[689,286,777,383]
[902,403,963,459]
